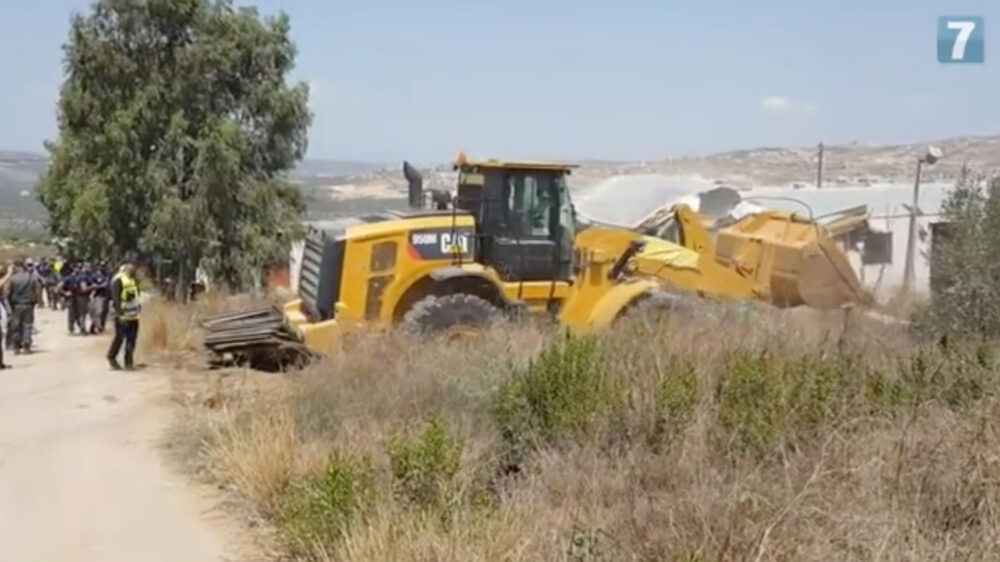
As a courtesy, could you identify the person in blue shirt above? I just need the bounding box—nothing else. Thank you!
[88,265,110,334]
[60,264,88,335]
[35,258,57,310]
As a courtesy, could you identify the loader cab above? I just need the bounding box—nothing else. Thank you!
[454,156,577,282]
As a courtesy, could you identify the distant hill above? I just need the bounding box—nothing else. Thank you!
[291,158,389,179]
[5,134,1000,231]
[0,151,49,238]
[0,152,393,224]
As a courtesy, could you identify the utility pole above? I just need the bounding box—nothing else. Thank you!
[902,146,943,292]
[816,142,824,188]
[902,159,923,292]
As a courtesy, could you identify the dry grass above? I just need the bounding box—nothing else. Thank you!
[139,292,279,368]
[166,302,1000,561]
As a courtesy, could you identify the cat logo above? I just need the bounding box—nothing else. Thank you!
[408,227,475,260]
[440,232,470,255]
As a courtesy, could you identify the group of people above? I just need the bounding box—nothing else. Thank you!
[1,255,142,371]
[60,260,114,336]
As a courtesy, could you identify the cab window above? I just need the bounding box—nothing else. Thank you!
[504,173,554,238]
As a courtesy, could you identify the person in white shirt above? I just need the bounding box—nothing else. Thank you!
[0,263,10,369]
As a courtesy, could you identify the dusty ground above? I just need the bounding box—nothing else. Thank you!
[0,308,245,562]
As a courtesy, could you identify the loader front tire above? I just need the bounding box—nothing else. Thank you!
[402,293,502,335]
[618,290,697,326]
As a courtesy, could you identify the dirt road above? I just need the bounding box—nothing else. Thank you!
[0,309,236,561]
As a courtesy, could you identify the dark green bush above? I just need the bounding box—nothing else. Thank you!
[494,334,621,464]
[652,361,699,446]
[277,453,374,554]
[922,174,1000,337]
[865,345,996,413]
[784,353,857,432]
[386,416,464,510]
[715,352,788,455]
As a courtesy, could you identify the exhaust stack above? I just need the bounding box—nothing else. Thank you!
[403,161,423,209]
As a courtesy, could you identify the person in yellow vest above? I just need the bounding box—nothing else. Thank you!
[106,257,141,370]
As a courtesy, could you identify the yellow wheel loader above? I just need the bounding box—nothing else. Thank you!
[202,155,868,368]
[203,156,667,366]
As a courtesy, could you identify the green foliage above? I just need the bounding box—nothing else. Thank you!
[277,453,374,554]
[715,352,856,455]
[494,334,621,464]
[924,173,1000,336]
[652,361,699,444]
[713,345,997,457]
[716,352,788,454]
[784,353,856,432]
[866,344,996,411]
[386,416,464,510]
[37,0,309,291]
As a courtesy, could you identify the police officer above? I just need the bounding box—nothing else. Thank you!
[107,258,141,370]
[0,262,12,355]
[0,292,7,369]
[36,258,56,309]
[60,264,87,335]
[0,262,10,368]
[2,259,42,354]
[77,263,94,332]
[51,257,65,309]
[89,265,110,334]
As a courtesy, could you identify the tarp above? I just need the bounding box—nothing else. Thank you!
[637,236,700,270]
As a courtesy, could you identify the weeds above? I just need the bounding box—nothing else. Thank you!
[386,416,464,511]
[170,306,1000,561]
[494,334,621,465]
[715,351,789,455]
[277,453,375,556]
[652,360,699,446]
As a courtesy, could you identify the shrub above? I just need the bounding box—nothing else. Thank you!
[387,416,464,510]
[494,334,621,464]
[715,352,788,455]
[652,361,699,446]
[277,453,375,555]
[784,353,857,433]
[865,345,995,413]
[923,174,1000,337]
[170,287,1000,561]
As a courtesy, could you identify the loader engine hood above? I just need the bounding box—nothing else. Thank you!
[298,210,478,322]
[299,218,364,322]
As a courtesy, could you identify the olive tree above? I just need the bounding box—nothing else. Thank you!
[37,0,310,296]
[924,171,1000,336]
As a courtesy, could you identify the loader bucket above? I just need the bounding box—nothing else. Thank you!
[715,211,869,310]
[778,239,870,309]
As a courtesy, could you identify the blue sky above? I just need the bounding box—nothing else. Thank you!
[1,0,997,162]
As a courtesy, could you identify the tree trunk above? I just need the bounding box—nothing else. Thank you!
[174,261,191,302]
[250,268,262,296]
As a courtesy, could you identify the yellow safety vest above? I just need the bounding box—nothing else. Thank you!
[114,272,141,320]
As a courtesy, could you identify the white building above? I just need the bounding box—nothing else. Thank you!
[577,174,955,300]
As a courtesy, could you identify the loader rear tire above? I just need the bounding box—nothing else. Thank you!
[402,293,502,335]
